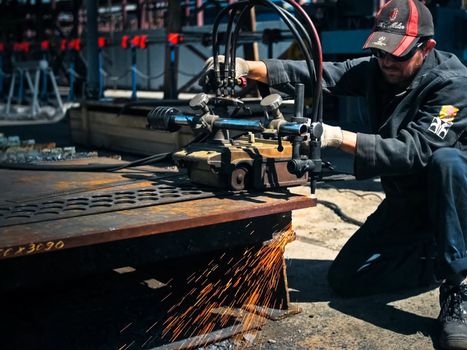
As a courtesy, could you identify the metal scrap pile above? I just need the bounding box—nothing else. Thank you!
[0,133,98,163]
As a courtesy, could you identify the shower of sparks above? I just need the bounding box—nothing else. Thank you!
[156,224,294,348]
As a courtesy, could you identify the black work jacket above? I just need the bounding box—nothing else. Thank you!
[263,50,467,197]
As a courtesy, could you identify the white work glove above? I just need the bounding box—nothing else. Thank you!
[321,123,343,148]
[198,55,250,88]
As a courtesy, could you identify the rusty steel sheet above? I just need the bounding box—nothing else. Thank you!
[0,175,220,228]
[0,167,316,260]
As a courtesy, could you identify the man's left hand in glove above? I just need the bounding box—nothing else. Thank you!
[321,123,357,154]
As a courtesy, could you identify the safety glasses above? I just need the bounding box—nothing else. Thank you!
[371,41,425,62]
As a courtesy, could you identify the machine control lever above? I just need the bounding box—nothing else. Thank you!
[310,122,323,139]
[189,93,211,114]
[260,94,284,120]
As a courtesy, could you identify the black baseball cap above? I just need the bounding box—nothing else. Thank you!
[363,0,434,57]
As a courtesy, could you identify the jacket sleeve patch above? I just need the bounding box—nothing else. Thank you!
[439,105,459,122]
[428,105,460,139]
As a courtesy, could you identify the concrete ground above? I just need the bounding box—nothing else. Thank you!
[239,176,442,350]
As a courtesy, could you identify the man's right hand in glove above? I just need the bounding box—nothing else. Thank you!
[198,56,268,90]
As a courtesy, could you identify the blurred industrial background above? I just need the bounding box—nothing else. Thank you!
[0,0,464,130]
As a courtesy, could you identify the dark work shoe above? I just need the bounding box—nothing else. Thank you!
[439,283,467,349]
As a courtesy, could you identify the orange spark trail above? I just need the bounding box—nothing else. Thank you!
[157,224,294,348]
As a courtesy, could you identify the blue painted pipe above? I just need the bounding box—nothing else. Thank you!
[131,47,137,100]
[41,54,48,102]
[68,62,75,101]
[98,48,104,99]
[0,54,3,100]
[17,69,24,104]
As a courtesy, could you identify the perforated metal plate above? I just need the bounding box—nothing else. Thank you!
[0,179,219,228]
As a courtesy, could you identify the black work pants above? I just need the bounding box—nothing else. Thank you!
[327,148,467,297]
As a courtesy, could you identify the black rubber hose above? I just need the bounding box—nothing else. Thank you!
[317,200,364,226]
[224,5,242,94]
[230,3,252,93]
[211,2,248,93]
[0,152,171,172]
[252,0,316,95]
[283,0,323,122]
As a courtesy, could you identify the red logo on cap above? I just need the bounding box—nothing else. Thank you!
[389,8,399,21]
